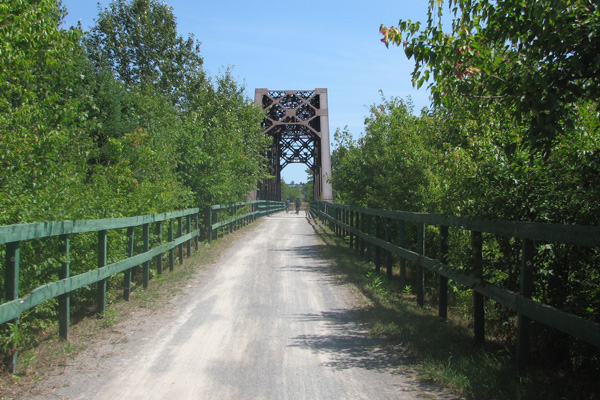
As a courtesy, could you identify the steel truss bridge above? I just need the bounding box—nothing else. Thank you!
[253,88,333,202]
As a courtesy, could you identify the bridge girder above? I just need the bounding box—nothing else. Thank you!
[254,89,333,202]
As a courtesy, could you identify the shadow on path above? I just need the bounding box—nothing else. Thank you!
[289,309,407,373]
[288,309,460,400]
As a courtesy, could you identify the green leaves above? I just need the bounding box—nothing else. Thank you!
[1,0,270,224]
[0,0,93,224]
[332,95,441,212]
[383,0,600,153]
[85,0,203,107]
[0,0,274,357]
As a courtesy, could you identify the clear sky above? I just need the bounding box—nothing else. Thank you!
[60,0,432,184]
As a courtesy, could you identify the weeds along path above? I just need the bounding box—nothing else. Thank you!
[33,212,453,400]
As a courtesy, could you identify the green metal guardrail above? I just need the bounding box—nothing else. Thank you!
[0,200,283,371]
[311,200,600,369]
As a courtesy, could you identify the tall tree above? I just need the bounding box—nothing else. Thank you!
[86,1,269,208]
[85,0,204,106]
[176,70,270,206]
[331,96,440,212]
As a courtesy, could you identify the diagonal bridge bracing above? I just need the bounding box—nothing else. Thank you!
[254,88,333,202]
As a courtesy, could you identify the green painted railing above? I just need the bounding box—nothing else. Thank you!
[311,200,600,369]
[0,200,283,371]
[206,200,284,242]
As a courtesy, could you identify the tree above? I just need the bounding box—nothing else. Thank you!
[86,1,269,209]
[302,167,314,202]
[85,0,203,106]
[331,96,440,212]
[174,69,270,207]
[281,180,301,202]
[0,0,94,224]
[381,0,600,153]
[380,1,600,369]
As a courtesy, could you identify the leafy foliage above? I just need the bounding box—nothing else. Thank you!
[332,0,600,377]
[281,180,302,202]
[0,0,93,224]
[1,0,270,357]
[85,0,203,106]
[332,95,440,212]
[176,70,271,207]
[381,0,600,153]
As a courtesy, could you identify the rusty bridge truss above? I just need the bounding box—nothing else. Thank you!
[254,88,333,202]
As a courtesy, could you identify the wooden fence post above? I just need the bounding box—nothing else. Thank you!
[142,224,150,289]
[386,217,393,279]
[517,238,535,369]
[59,234,70,340]
[341,208,344,238]
[5,241,20,372]
[124,227,134,301]
[156,221,163,275]
[333,207,337,235]
[97,230,107,316]
[399,220,407,289]
[206,207,213,243]
[168,220,174,272]
[214,210,219,240]
[366,214,373,262]
[345,209,349,241]
[360,212,366,257]
[341,208,345,240]
[353,211,358,251]
[331,206,335,234]
[177,217,183,265]
[186,215,192,258]
[439,225,449,320]
[375,217,382,273]
[194,213,199,250]
[234,205,238,231]
[472,230,485,344]
[416,222,425,307]
[349,211,355,249]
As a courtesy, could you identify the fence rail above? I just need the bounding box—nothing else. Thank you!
[0,200,283,372]
[206,200,284,242]
[311,201,600,369]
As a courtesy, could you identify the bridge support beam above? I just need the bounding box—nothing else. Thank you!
[254,88,333,202]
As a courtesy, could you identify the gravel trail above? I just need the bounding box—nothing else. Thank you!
[34,212,453,399]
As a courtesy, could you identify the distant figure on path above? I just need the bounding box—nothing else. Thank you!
[295,197,301,214]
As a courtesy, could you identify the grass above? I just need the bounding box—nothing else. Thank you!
[308,217,599,400]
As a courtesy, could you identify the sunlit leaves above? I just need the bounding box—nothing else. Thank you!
[85,0,203,107]
[0,0,93,224]
[332,94,441,212]
[382,0,600,153]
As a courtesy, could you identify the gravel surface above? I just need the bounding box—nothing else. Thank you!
[30,212,455,400]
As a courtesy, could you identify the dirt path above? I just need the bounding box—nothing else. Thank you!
[31,212,452,399]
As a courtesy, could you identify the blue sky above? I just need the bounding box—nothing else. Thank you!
[61,0,432,184]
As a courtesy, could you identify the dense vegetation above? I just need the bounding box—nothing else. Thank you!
[1,0,269,358]
[333,0,600,381]
[281,181,302,203]
[1,0,269,225]
[280,168,314,203]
